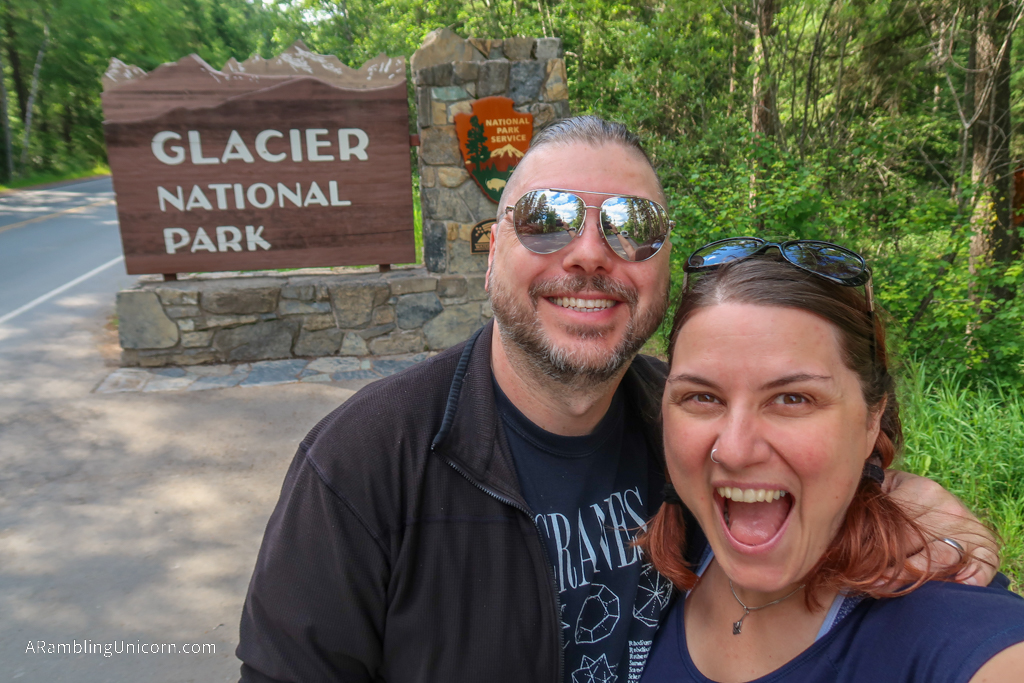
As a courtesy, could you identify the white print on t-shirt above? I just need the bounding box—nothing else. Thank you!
[572,653,618,683]
[575,584,620,643]
[626,640,652,682]
[632,565,673,628]
[534,486,648,593]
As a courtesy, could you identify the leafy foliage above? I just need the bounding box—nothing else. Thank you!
[7,0,1023,383]
[556,0,1024,388]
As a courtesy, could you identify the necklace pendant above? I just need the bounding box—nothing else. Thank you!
[727,579,805,636]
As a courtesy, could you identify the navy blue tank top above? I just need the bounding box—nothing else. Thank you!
[640,581,1024,682]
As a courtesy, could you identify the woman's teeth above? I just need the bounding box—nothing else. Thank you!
[717,487,787,502]
[550,297,616,312]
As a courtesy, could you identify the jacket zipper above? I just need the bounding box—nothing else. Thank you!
[442,457,565,683]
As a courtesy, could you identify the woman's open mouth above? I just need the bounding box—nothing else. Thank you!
[716,486,794,549]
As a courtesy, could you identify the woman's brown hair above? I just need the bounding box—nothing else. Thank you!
[637,255,987,607]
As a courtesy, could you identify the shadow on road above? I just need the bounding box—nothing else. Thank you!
[1,293,356,682]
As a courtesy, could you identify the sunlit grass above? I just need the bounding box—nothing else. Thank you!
[898,364,1024,590]
[412,172,422,263]
[0,163,110,191]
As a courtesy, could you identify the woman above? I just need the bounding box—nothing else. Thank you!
[638,238,1024,683]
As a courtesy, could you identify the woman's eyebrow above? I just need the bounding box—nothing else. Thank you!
[665,373,717,387]
[666,373,833,389]
[760,373,832,390]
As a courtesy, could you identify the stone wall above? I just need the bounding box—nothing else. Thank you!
[412,29,569,275]
[117,268,490,367]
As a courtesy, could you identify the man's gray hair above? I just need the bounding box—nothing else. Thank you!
[497,115,663,218]
[529,115,653,163]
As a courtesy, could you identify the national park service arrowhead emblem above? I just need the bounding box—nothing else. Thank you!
[454,96,533,204]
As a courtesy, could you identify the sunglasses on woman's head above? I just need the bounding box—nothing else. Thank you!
[683,237,874,312]
[504,188,674,262]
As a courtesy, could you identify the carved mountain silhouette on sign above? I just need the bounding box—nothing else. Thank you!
[102,54,288,123]
[102,41,406,124]
[102,58,148,90]
[223,40,404,89]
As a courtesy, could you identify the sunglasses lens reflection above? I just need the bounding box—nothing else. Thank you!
[513,190,585,254]
[689,238,764,268]
[599,196,670,262]
[783,243,865,279]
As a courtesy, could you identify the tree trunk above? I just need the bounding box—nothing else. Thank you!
[20,24,48,172]
[728,4,739,117]
[749,0,778,224]
[2,7,27,123]
[751,0,778,138]
[61,99,72,146]
[0,45,12,181]
[952,14,977,209]
[968,1,1017,296]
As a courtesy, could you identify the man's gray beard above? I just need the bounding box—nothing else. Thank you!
[489,271,666,388]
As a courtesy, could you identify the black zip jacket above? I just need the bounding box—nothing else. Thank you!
[237,321,678,683]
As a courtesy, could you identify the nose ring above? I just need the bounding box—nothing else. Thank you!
[710,448,721,464]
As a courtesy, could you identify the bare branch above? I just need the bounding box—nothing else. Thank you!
[721,1,756,32]
[918,144,952,190]
[799,0,838,152]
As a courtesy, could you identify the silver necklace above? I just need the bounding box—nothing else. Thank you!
[728,580,805,635]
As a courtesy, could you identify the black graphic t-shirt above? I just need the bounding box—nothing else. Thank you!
[494,379,673,683]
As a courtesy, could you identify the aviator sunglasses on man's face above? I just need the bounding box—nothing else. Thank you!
[505,188,674,263]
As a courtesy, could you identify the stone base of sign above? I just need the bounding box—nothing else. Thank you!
[116,266,491,367]
[412,29,570,276]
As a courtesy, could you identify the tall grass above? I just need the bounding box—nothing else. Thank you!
[898,365,1024,590]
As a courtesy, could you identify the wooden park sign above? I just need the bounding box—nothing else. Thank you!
[101,41,414,275]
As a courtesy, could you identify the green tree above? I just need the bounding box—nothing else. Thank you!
[465,115,490,169]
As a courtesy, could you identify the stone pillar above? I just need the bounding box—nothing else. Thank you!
[411,29,570,276]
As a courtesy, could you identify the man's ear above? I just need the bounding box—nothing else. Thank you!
[485,223,498,292]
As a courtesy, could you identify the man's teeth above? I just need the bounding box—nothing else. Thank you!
[550,297,616,312]
[717,487,787,502]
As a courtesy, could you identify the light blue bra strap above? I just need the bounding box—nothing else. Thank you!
[815,593,847,641]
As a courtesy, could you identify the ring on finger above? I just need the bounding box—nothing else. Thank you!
[940,537,966,562]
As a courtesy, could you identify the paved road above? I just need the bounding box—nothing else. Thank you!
[0,176,115,227]
[0,176,132,327]
[0,179,359,682]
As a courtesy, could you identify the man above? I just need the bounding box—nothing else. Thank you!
[237,117,991,683]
